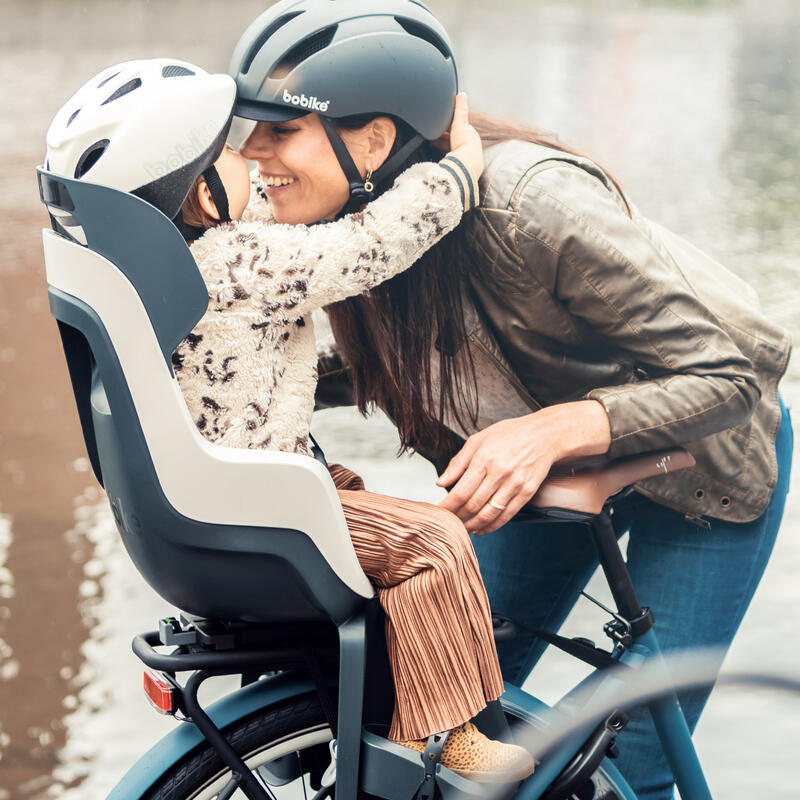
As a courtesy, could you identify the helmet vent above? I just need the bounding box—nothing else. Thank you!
[394,17,450,59]
[162,65,195,78]
[97,71,120,88]
[241,11,304,74]
[269,25,338,80]
[74,139,110,179]
[66,108,81,128]
[101,78,143,105]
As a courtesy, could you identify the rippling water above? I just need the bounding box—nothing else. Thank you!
[1,1,798,798]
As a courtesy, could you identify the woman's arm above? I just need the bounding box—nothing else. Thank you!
[439,162,759,534]
[514,164,759,453]
[437,400,610,530]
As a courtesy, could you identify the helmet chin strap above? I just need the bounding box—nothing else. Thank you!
[319,116,424,215]
[202,164,231,223]
[172,164,232,242]
[172,208,206,242]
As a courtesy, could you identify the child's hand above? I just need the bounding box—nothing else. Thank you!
[446,93,484,182]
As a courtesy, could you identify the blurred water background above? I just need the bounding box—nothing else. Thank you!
[0,0,798,797]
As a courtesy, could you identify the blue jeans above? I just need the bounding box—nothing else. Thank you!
[472,399,793,799]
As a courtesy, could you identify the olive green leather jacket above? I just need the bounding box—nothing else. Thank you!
[320,140,791,523]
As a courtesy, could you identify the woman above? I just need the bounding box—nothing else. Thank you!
[230,3,792,798]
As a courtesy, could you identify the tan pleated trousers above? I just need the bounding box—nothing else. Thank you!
[329,464,504,742]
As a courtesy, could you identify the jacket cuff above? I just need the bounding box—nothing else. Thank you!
[584,386,654,460]
[438,155,479,212]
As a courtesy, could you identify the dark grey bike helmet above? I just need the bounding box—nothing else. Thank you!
[229,0,458,209]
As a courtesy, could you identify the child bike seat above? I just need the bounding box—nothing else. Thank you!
[37,168,373,625]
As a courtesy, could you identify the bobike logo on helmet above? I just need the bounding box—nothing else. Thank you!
[142,120,219,180]
[282,90,330,113]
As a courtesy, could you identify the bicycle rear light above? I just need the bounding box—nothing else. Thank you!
[143,668,177,715]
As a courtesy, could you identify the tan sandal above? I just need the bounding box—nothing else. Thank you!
[399,722,535,783]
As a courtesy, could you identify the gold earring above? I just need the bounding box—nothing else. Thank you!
[364,168,374,194]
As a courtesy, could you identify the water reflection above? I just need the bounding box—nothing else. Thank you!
[0,0,798,798]
[50,497,175,798]
[0,509,15,796]
[723,5,800,343]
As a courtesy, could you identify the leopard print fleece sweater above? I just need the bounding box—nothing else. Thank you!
[172,158,476,456]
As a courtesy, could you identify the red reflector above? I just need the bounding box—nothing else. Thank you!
[143,669,175,714]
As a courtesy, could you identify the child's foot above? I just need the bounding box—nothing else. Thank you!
[398,722,535,783]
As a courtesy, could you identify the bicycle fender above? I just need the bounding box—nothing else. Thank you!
[105,671,316,800]
[499,684,638,800]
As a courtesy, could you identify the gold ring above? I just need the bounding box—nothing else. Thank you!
[488,497,507,511]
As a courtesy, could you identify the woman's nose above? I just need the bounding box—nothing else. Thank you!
[239,122,274,160]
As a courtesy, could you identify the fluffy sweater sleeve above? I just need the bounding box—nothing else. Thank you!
[240,168,276,224]
[188,161,473,320]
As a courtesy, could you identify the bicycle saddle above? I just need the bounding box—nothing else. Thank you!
[530,448,696,515]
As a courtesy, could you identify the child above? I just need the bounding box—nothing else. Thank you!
[46,59,534,781]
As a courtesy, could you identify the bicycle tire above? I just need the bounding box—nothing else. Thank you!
[143,692,331,800]
[140,691,633,800]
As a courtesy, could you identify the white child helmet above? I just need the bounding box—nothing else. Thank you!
[45,58,236,221]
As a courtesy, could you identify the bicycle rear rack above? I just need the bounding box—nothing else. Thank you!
[133,617,341,800]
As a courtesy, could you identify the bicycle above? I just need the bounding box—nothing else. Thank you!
[37,167,717,800]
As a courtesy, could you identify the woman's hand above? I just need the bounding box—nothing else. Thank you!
[437,401,612,535]
[445,93,484,183]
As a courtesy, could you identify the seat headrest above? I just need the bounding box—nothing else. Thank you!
[37,167,208,369]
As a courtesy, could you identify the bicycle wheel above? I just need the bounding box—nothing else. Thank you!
[142,691,634,800]
[144,693,331,800]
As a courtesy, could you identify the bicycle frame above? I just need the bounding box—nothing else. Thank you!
[592,507,711,800]
[509,506,712,800]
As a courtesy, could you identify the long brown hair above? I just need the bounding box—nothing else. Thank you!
[327,109,626,460]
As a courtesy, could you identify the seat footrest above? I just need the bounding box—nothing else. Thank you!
[360,727,521,800]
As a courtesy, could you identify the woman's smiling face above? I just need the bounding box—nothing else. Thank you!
[239,114,363,225]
